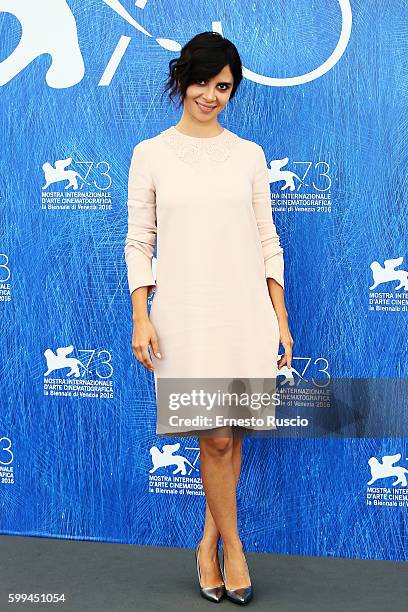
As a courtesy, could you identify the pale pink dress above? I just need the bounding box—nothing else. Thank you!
[125,125,285,435]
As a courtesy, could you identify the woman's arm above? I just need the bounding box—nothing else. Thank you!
[130,286,161,371]
[125,141,157,300]
[252,144,294,369]
[266,278,293,369]
[125,141,161,371]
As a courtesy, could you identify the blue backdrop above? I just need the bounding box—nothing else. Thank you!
[0,0,407,561]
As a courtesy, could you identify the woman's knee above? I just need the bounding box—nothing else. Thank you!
[200,435,233,456]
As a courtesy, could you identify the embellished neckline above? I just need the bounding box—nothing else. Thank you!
[170,125,227,140]
[159,125,239,164]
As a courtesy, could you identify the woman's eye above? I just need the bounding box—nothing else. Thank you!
[196,80,229,91]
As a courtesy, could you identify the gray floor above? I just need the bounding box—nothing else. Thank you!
[0,535,406,611]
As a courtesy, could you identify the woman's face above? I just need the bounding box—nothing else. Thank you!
[183,65,234,122]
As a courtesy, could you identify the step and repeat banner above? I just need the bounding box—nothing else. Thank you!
[0,1,407,561]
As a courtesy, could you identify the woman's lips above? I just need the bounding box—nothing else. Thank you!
[196,101,216,113]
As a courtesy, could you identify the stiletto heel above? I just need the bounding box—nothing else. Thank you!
[195,543,225,603]
[220,545,253,605]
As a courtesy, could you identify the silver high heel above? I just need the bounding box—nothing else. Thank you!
[221,545,253,605]
[195,543,225,603]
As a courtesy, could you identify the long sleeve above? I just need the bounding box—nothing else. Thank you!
[124,141,157,297]
[252,144,285,289]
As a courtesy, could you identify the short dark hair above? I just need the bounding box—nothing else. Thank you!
[161,31,243,108]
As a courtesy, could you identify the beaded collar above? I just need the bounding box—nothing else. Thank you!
[159,125,240,164]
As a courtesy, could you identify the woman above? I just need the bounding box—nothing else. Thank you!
[125,32,293,605]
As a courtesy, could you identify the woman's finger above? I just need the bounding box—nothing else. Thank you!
[141,344,155,371]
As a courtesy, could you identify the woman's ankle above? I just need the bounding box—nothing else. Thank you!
[222,539,243,555]
[199,535,220,554]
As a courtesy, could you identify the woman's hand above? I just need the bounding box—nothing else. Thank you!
[277,320,294,370]
[132,317,161,372]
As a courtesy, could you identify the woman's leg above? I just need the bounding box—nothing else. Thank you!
[197,428,250,589]
[198,431,242,583]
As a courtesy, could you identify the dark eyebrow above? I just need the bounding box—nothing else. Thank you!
[198,78,233,86]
